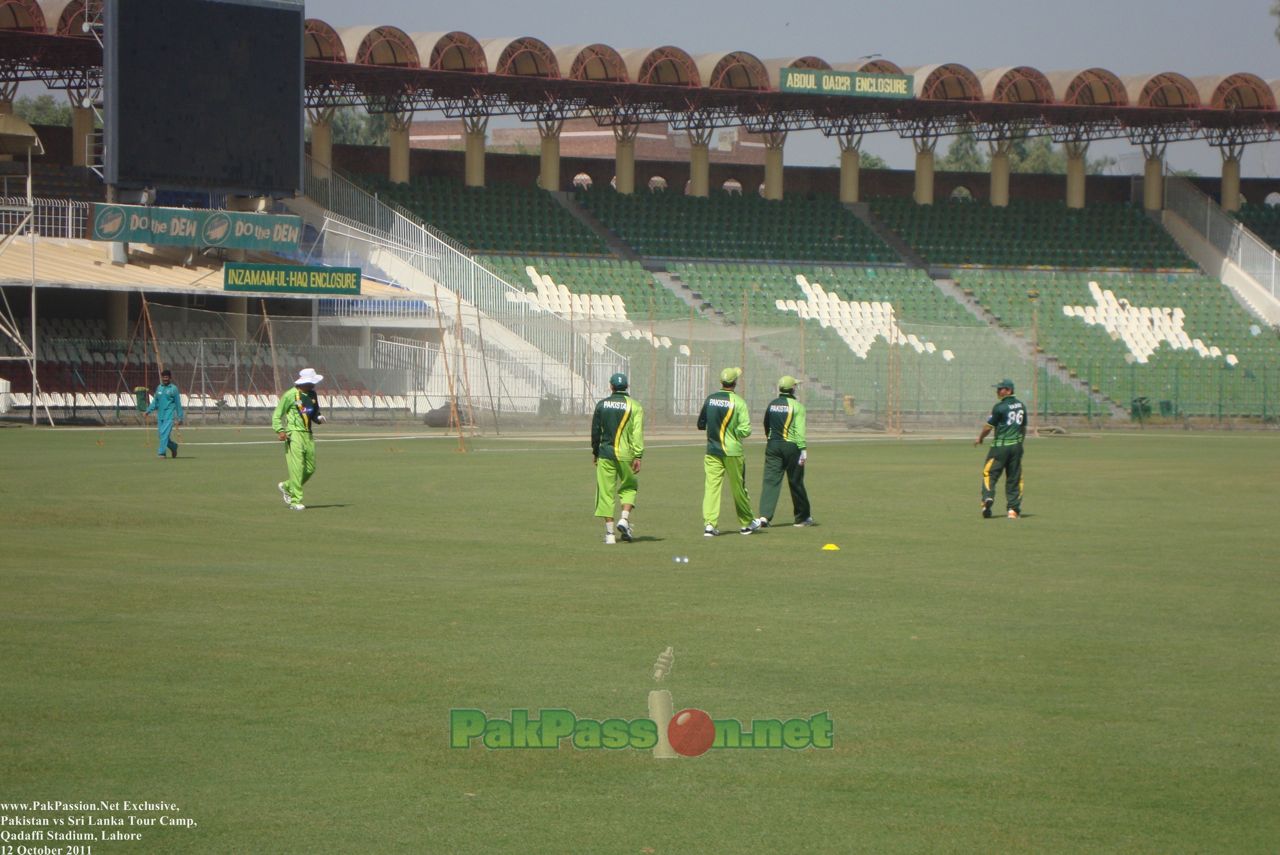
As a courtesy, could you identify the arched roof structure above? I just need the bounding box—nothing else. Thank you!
[340,25,418,67]
[555,44,627,82]
[0,0,44,31]
[1124,72,1199,108]
[482,37,558,77]
[1,9,1275,147]
[833,58,904,75]
[761,56,831,91]
[622,46,699,87]
[43,0,84,36]
[1049,68,1128,106]
[304,19,346,63]
[415,31,486,73]
[909,63,982,100]
[1193,74,1275,111]
[979,66,1055,103]
[695,51,769,90]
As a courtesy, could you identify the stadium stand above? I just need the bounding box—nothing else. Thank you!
[578,187,897,263]
[672,262,1091,417]
[870,197,1195,269]
[956,270,1280,416]
[1232,203,1280,253]
[480,255,688,321]
[357,176,610,255]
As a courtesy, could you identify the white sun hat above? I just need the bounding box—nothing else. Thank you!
[295,368,324,385]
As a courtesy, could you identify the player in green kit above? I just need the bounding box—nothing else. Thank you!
[273,368,327,511]
[591,372,644,545]
[975,378,1027,519]
[697,367,757,536]
[752,375,813,528]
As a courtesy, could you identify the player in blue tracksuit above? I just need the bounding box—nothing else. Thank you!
[145,370,185,458]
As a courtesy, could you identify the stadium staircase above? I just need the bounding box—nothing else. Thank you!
[286,164,628,412]
[1161,175,1280,327]
[933,276,1128,420]
[548,191,643,263]
[848,201,1124,419]
[845,202,929,270]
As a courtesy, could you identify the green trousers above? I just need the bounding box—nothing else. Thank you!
[703,454,752,528]
[759,441,810,523]
[981,444,1023,512]
[283,431,316,504]
[594,457,637,518]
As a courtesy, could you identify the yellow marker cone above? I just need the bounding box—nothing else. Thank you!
[822,543,840,551]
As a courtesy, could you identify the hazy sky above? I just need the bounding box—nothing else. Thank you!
[308,0,1277,176]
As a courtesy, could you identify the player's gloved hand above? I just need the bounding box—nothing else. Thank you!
[798,450,807,466]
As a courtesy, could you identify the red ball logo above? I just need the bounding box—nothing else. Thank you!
[667,708,716,757]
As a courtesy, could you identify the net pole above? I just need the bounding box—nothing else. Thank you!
[430,281,463,452]
[455,291,478,437]
[473,302,501,435]
[261,299,281,397]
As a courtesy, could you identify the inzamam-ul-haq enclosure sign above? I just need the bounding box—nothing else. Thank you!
[90,203,302,253]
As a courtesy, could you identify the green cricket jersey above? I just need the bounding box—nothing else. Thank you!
[591,392,644,461]
[763,393,806,448]
[987,394,1027,446]
[272,387,323,435]
[697,390,752,457]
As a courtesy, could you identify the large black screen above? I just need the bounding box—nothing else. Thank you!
[105,0,303,195]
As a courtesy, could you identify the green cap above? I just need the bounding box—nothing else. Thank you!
[778,375,799,391]
[609,372,628,389]
[994,378,1015,391]
[719,366,742,385]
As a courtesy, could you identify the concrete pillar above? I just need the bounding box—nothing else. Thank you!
[226,296,248,342]
[0,86,14,163]
[989,140,1012,207]
[838,135,862,204]
[107,292,129,340]
[463,115,488,188]
[913,138,937,205]
[309,107,335,179]
[614,123,638,195]
[1142,143,1166,211]
[1221,150,1243,212]
[537,119,563,191]
[762,131,786,201]
[687,127,712,197]
[1064,141,1088,209]
[388,112,412,185]
[71,106,94,168]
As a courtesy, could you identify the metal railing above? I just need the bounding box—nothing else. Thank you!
[0,197,91,239]
[300,160,628,391]
[1164,175,1279,301]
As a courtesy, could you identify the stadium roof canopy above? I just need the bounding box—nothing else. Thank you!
[0,7,1275,146]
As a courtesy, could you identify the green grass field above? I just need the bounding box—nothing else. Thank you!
[2,425,1278,853]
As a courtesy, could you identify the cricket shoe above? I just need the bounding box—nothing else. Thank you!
[740,519,762,535]
[793,518,816,527]
[1007,509,1020,520]
[703,525,720,537]
[278,482,292,507]
[604,533,617,545]
[752,516,770,529]
[289,503,306,511]
[170,446,178,458]
[981,499,993,519]
[616,520,633,542]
